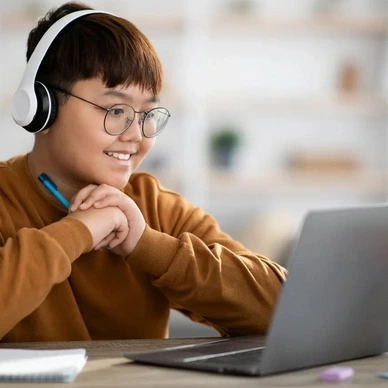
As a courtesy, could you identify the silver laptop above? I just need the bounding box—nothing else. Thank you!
[125,204,388,376]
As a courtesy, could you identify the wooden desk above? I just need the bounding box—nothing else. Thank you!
[1,338,388,387]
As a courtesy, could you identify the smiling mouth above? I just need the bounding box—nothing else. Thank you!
[104,151,131,161]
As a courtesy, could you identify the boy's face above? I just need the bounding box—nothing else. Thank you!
[41,78,157,190]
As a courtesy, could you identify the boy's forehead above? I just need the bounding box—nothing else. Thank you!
[103,86,158,103]
[74,79,158,103]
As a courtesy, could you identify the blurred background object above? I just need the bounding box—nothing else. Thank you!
[339,60,360,94]
[288,149,361,172]
[1,0,387,337]
[209,125,242,168]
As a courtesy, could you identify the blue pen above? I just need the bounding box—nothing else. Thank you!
[38,173,70,210]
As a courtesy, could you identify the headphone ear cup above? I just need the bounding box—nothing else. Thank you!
[23,81,57,133]
[44,85,58,129]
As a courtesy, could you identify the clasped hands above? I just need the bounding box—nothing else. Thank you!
[67,184,145,256]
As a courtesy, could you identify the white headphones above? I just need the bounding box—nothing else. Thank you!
[11,9,110,133]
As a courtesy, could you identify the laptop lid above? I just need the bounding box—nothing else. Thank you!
[126,204,388,376]
[260,204,388,374]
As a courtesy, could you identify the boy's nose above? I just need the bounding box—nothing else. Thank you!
[119,115,143,142]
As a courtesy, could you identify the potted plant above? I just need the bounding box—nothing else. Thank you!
[210,126,241,168]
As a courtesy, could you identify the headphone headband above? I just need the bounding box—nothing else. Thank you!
[12,9,111,131]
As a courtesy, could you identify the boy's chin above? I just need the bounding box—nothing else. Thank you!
[101,176,131,190]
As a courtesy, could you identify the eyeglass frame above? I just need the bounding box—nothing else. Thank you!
[51,86,170,138]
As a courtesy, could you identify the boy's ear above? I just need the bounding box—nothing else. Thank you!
[35,126,52,135]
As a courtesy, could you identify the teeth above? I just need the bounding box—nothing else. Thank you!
[106,152,130,161]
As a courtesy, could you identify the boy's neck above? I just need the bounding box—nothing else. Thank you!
[27,149,78,201]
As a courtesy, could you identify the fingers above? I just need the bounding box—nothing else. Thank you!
[93,194,133,221]
[70,184,98,211]
[93,210,129,251]
[70,184,145,257]
[72,184,134,221]
[94,232,115,250]
[70,184,112,212]
[94,228,126,251]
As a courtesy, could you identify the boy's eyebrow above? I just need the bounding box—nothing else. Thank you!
[103,90,160,104]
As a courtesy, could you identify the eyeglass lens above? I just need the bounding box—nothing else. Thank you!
[104,105,170,138]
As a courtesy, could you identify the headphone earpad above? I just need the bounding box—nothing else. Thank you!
[23,82,57,133]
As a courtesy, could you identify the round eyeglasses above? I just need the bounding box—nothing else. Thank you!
[53,87,170,138]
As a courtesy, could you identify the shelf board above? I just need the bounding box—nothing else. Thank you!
[2,12,387,35]
[207,93,388,115]
[159,89,183,110]
[128,15,185,34]
[207,169,387,195]
[0,14,36,30]
[211,14,388,35]
[2,91,385,116]
[0,95,11,114]
[0,14,185,33]
[140,168,387,196]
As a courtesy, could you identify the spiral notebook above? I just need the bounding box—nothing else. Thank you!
[0,348,87,382]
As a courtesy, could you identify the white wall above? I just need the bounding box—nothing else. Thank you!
[1,0,387,337]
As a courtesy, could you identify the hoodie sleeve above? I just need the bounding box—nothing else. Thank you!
[127,174,287,337]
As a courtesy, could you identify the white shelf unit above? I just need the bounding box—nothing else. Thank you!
[141,1,388,243]
[211,13,388,35]
[1,0,388,233]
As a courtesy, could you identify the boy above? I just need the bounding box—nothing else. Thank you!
[0,1,287,342]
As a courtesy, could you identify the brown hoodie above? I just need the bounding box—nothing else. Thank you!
[0,154,286,342]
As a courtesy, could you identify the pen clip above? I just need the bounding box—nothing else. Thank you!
[38,173,57,189]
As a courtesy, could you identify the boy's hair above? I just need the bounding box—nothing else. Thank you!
[26,1,163,97]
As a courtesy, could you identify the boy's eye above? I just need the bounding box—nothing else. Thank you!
[145,112,155,120]
[109,108,124,116]
[107,104,127,117]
